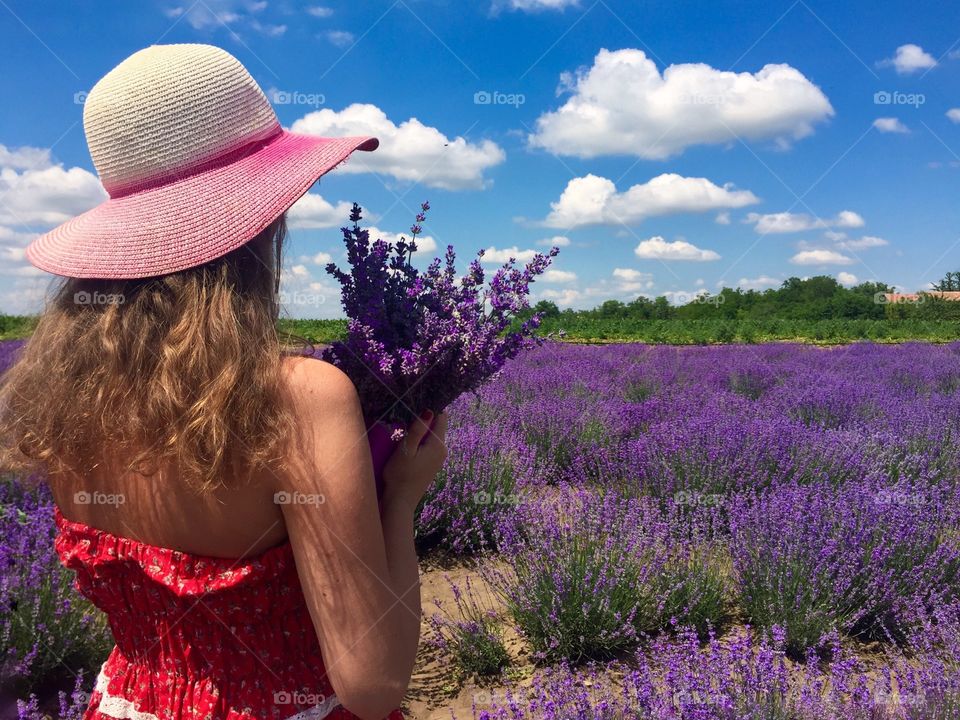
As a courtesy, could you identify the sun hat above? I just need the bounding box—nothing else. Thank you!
[25,44,379,279]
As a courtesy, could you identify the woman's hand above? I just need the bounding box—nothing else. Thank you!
[382,410,448,513]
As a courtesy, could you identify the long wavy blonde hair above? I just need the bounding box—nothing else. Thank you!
[0,216,302,493]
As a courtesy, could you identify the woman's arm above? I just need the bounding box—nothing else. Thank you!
[274,358,446,720]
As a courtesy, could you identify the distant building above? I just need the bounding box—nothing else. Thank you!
[883,291,960,304]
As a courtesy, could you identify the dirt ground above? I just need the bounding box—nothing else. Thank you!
[402,558,526,720]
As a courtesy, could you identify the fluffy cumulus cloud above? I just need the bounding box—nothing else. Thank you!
[879,44,937,74]
[947,109,960,124]
[873,117,910,134]
[528,48,834,159]
[733,275,782,291]
[0,143,105,294]
[745,210,864,234]
[634,236,720,262]
[538,266,656,308]
[0,144,109,313]
[541,269,577,283]
[790,249,855,266]
[537,235,571,247]
[837,271,859,286]
[0,154,106,227]
[612,267,655,293]
[291,104,505,190]
[543,173,758,229]
[367,226,438,255]
[286,193,354,229]
[481,246,538,264]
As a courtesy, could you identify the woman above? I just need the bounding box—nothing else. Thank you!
[0,44,447,720]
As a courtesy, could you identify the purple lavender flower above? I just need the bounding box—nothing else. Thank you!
[323,203,559,425]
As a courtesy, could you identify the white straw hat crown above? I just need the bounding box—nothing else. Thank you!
[83,44,281,197]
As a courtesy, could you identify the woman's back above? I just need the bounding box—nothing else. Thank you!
[45,356,316,560]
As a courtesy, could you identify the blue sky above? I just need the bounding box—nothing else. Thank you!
[1,0,958,317]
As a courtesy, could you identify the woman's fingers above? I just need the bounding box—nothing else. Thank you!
[403,410,433,451]
[422,412,448,456]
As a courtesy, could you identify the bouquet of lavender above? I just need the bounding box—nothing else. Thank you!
[323,202,558,431]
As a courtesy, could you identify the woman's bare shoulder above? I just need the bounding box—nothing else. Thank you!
[281,355,357,400]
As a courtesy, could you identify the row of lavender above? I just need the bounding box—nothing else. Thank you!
[419,341,960,718]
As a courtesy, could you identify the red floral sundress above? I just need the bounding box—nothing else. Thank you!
[54,507,405,720]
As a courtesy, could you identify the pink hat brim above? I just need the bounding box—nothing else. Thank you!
[25,131,379,279]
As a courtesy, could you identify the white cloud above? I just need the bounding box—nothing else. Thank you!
[634,236,720,262]
[0,144,106,227]
[306,5,333,17]
[542,269,577,283]
[492,0,580,10]
[879,44,937,74]
[301,251,333,265]
[325,30,354,47]
[482,246,538,263]
[292,103,505,190]
[947,109,960,124]
[837,271,859,286]
[543,173,758,229]
[539,287,583,306]
[873,117,910,134]
[835,235,888,251]
[715,211,731,225]
[612,267,655,292]
[745,209,864,234]
[734,275,781,291]
[834,210,865,228]
[0,145,52,171]
[528,48,833,159]
[286,193,353,229]
[250,20,286,36]
[164,0,275,31]
[537,235,571,247]
[790,249,854,266]
[367,226,438,254]
[290,264,310,278]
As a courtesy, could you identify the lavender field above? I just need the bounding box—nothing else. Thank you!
[5,339,960,718]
